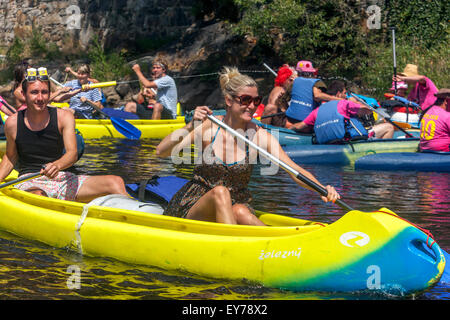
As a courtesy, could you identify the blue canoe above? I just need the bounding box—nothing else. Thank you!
[355,151,450,172]
[254,120,420,146]
[186,110,420,146]
[284,138,420,166]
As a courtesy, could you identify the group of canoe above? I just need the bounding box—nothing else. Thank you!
[0,65,447,297]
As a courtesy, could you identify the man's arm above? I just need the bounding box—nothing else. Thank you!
[132,64,157,89]
[42,109,78,179]
[393,75,427,85]
[289,121,313,132]
[313,87,343,102]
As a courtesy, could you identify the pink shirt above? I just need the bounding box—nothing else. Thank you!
[303,100,360,126]
[419,106,450,152]
[407,77,438,110]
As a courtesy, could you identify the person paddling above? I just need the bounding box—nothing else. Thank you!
[393,64,438,110]
[52,64,104,119]
[0,67,128,202]
[260,65,297,125]
[156,67,340,225]
[284,60,342,125]
[419,89,450,153]
[290,80,394,143]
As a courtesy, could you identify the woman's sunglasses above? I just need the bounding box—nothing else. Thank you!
[233,95,262,106]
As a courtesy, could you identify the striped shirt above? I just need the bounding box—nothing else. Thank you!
[64,80,102,119]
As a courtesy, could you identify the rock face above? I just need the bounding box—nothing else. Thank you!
[0,0,196,53]
[0,1,276,111]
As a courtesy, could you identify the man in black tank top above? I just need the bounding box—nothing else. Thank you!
[0,67,129,202]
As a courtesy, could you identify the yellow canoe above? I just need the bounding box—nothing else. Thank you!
[1,106,186,140]
[0,179,444,294]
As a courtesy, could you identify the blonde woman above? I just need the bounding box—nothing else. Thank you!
[156,67,340,225]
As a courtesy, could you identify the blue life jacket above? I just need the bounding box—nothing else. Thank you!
[285,77,321,121]
[126,175,188,208]
[314,101,368,144]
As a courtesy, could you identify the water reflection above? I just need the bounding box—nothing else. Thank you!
[0,139,448,300]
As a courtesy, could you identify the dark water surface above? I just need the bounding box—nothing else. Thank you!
[1,138,449,300]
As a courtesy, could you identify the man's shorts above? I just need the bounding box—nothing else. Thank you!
[15,171,90,201]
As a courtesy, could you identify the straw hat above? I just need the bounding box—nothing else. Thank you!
[435,89,450,98]
[398,64,419,77]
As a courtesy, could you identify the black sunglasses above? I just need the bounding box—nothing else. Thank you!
[233,95,262,106]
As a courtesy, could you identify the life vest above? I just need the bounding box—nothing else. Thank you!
[314,101,368,144]
[285,77,321,121]
[126,175,188,208]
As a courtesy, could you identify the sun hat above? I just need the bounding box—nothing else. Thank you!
[274,66,293,87]
[389,81,408,91]
[435,88,450,98]
[296,60,317,73]
[398,64,419,77]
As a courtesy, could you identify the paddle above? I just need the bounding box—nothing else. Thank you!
[207,114,354,212]
[0,172,41,190]
[83,99,142,140]
[263,63,278,77]
[384,93,421,110]
[350,93,414,138]
[49,77,142,140]
[0,95,17,115]
[390,27,398,95]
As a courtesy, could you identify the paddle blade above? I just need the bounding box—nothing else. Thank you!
[110,117,142,139]
[384,93,394,99]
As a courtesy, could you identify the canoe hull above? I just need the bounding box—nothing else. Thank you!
[75,117,186,139]
[0,187,444,295]
[355,152,450,172]
[284,138,420,166]
[256,120,420,146]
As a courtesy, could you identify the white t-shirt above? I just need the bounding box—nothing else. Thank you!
[154,75,178,118]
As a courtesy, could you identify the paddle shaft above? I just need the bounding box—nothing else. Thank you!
[350,93,413,138]
[207,115,354,212]
[391,27,397,95]
[263,63,278,77]
[0,96,17,114]
[0,172,41,190]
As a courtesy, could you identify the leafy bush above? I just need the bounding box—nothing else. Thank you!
[231,0,449,99]
[88,36,132,82]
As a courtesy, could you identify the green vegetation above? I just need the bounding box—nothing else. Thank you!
[87,36,132,82]
[231,0,449,99]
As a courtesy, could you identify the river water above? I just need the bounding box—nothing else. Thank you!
[0,138,449,301]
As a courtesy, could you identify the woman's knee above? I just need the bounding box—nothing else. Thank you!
[210,186,231,203]
[233,204,251,221]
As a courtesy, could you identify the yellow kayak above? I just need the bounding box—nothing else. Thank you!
[1,105,186,140]
[0,178,444,294]
[74,117,185,139]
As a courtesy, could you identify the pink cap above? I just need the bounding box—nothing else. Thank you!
[389,81,408,91]
[296,60,317,73]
